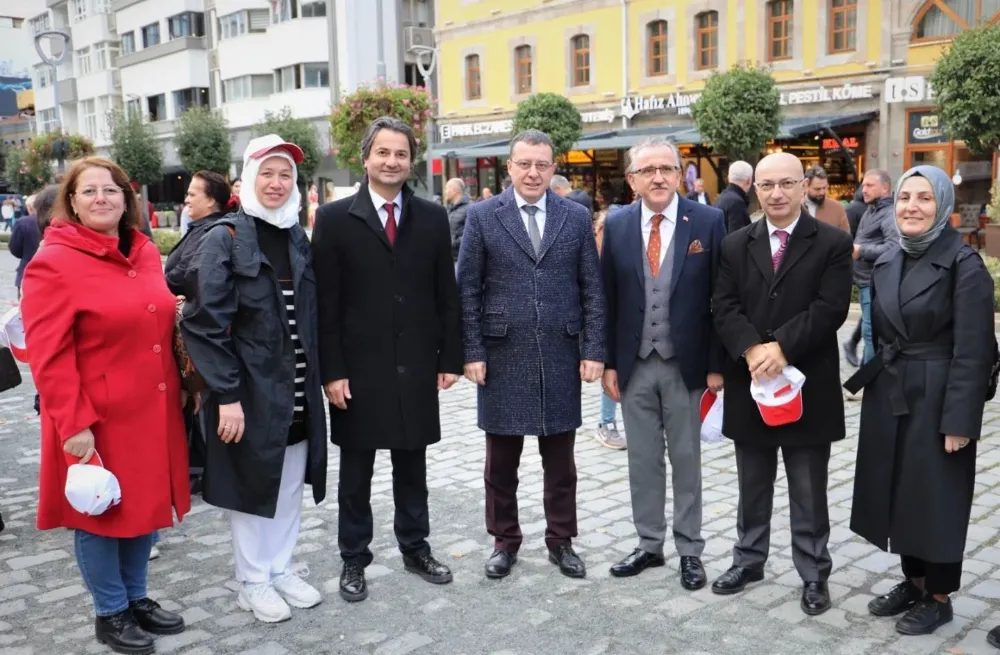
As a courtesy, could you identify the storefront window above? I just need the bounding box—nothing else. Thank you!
[954,148,993,213]
[457,158,480,199]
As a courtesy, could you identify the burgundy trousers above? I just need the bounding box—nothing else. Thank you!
[484,431,578,553]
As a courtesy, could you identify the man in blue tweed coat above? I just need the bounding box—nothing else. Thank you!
[457,129,606,580]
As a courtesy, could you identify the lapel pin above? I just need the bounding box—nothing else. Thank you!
[682,216,689,222]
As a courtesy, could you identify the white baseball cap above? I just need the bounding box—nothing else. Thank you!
[750,366,806,427]
[64,451,122,516]
[0,307,26,363]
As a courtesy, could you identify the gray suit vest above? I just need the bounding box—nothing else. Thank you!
[638,229,675,361]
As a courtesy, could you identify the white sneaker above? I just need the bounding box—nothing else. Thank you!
[237,582,292,623]
[148,546,160,561]
[272,566,322,609]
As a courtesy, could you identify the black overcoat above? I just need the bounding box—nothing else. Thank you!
[713,211,853,447]
[179,212,328,518]
[312,184,463,451]
[849,227,995,562]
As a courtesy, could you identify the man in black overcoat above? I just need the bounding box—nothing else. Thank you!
[312,117,463,603]
[710,152,853,616]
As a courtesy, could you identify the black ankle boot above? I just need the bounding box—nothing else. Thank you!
[95,610,154,655]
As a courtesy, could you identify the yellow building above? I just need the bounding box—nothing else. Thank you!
[431,0,994,208]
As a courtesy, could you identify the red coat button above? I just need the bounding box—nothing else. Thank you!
[147,304,156,313]
[157,383,166,392]
[128,270,137,278]
[152,345,162,353]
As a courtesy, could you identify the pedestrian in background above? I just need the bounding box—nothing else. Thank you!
[589,207,625,450]
[181,136,328,624]
[458,129,605,580]
[847,165,995,637]
[714,161,753,234]
[10,194,40,299]
[21,157,190,654]
[851,169,897,366]
[803,166,850,233]
[444,177,471,261]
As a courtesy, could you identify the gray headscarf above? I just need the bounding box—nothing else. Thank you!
[894,165,954,258]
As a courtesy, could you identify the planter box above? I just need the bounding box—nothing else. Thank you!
[985,223,1000,259]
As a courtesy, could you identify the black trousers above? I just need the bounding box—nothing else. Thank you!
[901,555,963,595]
[338,447,431,566]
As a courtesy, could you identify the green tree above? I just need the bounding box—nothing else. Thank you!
[2,146,52,195]
[175,106,231,175]
[511,93,583,157]
[107,109,163,185]
[252,107,322,185]
[690,63,782,163]
[329,80,434,177]
[931,23,1000,154]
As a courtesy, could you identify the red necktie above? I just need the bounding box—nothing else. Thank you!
[384,202,397,245]
[647,214,664,278]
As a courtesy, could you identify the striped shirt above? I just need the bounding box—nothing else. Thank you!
[280,276,307,422]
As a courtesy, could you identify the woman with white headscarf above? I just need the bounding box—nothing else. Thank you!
[846,165,996,637]
[180,135,328,624]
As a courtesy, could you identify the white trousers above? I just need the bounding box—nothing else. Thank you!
[230,441,308,584]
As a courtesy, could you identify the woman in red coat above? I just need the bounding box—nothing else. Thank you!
[21,157,191,655]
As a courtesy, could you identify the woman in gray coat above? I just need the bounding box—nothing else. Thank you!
[846,165,995,636]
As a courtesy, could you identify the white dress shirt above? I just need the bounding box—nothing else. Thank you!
[766,216,799,255]
[640,193,679,266]
[514,189,546,238]
[697,192,708,205]
[369,187,403,228]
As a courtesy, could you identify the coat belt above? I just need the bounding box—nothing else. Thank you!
[843,339,952,416]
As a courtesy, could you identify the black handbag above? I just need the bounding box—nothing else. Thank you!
[0,346,21,393]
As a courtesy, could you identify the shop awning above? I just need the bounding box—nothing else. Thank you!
[778,111,878,138]
[430,138,511,159]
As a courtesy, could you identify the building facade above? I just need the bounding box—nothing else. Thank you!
[23,0,437,202]
[433,0,995,210]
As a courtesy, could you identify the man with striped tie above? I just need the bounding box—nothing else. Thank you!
[710,152,853,616]
[312,117,463,604]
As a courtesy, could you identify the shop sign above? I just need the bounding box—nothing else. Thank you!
[439,119,513,142]
[822,137,860,150]
[780,82,875,106]
[884,76,936,104]
[581,108,616,124]
[907,110,947,144]
[620,92,701,119]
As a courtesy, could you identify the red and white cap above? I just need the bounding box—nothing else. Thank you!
[64,451,122,516]
[750,366,805,427]
[244,134,304,166]
[699,389,725,443]
[0,307,27,363]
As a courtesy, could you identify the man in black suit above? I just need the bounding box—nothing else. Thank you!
[685,178,710,205]
[714,161,753,234]
[312,116,463,603]
[710,152,852,616]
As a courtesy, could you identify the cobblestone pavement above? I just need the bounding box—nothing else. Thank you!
[2,249,1000,655]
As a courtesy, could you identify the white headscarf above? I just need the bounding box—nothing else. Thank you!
[239,151,301,230]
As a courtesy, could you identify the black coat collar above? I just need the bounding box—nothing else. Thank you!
[748,209,818,288]
[347,182,414,250]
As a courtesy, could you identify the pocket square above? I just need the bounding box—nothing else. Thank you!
[687,240,705,255]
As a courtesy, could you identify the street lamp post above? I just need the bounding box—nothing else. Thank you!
[410,45,437,198]
[33,30,71,172]
[375,0,387,80]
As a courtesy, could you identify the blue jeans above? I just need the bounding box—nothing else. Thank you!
[600,392,617,426]
[74,530,153,616]
[152,530,160,545]
[860,286,875,364]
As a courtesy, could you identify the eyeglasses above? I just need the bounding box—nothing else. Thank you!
[632,165,681,177]
[511,160,554,172]
[755,179,803,192]
[75,186,124,199]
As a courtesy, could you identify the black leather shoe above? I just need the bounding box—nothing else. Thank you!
[609,549,665,578]
[895,597,953,636]
[485,550,517,579]
[986,624,1000,648]
[548,543,586,578]
[868,580,924,617]
[339,562,368,602]
[680,556,707,591]
[95,610,154,655]
[801,581,831,615]
[403,552,453,584]
[711,566,764,595]
[128,598,185,636]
